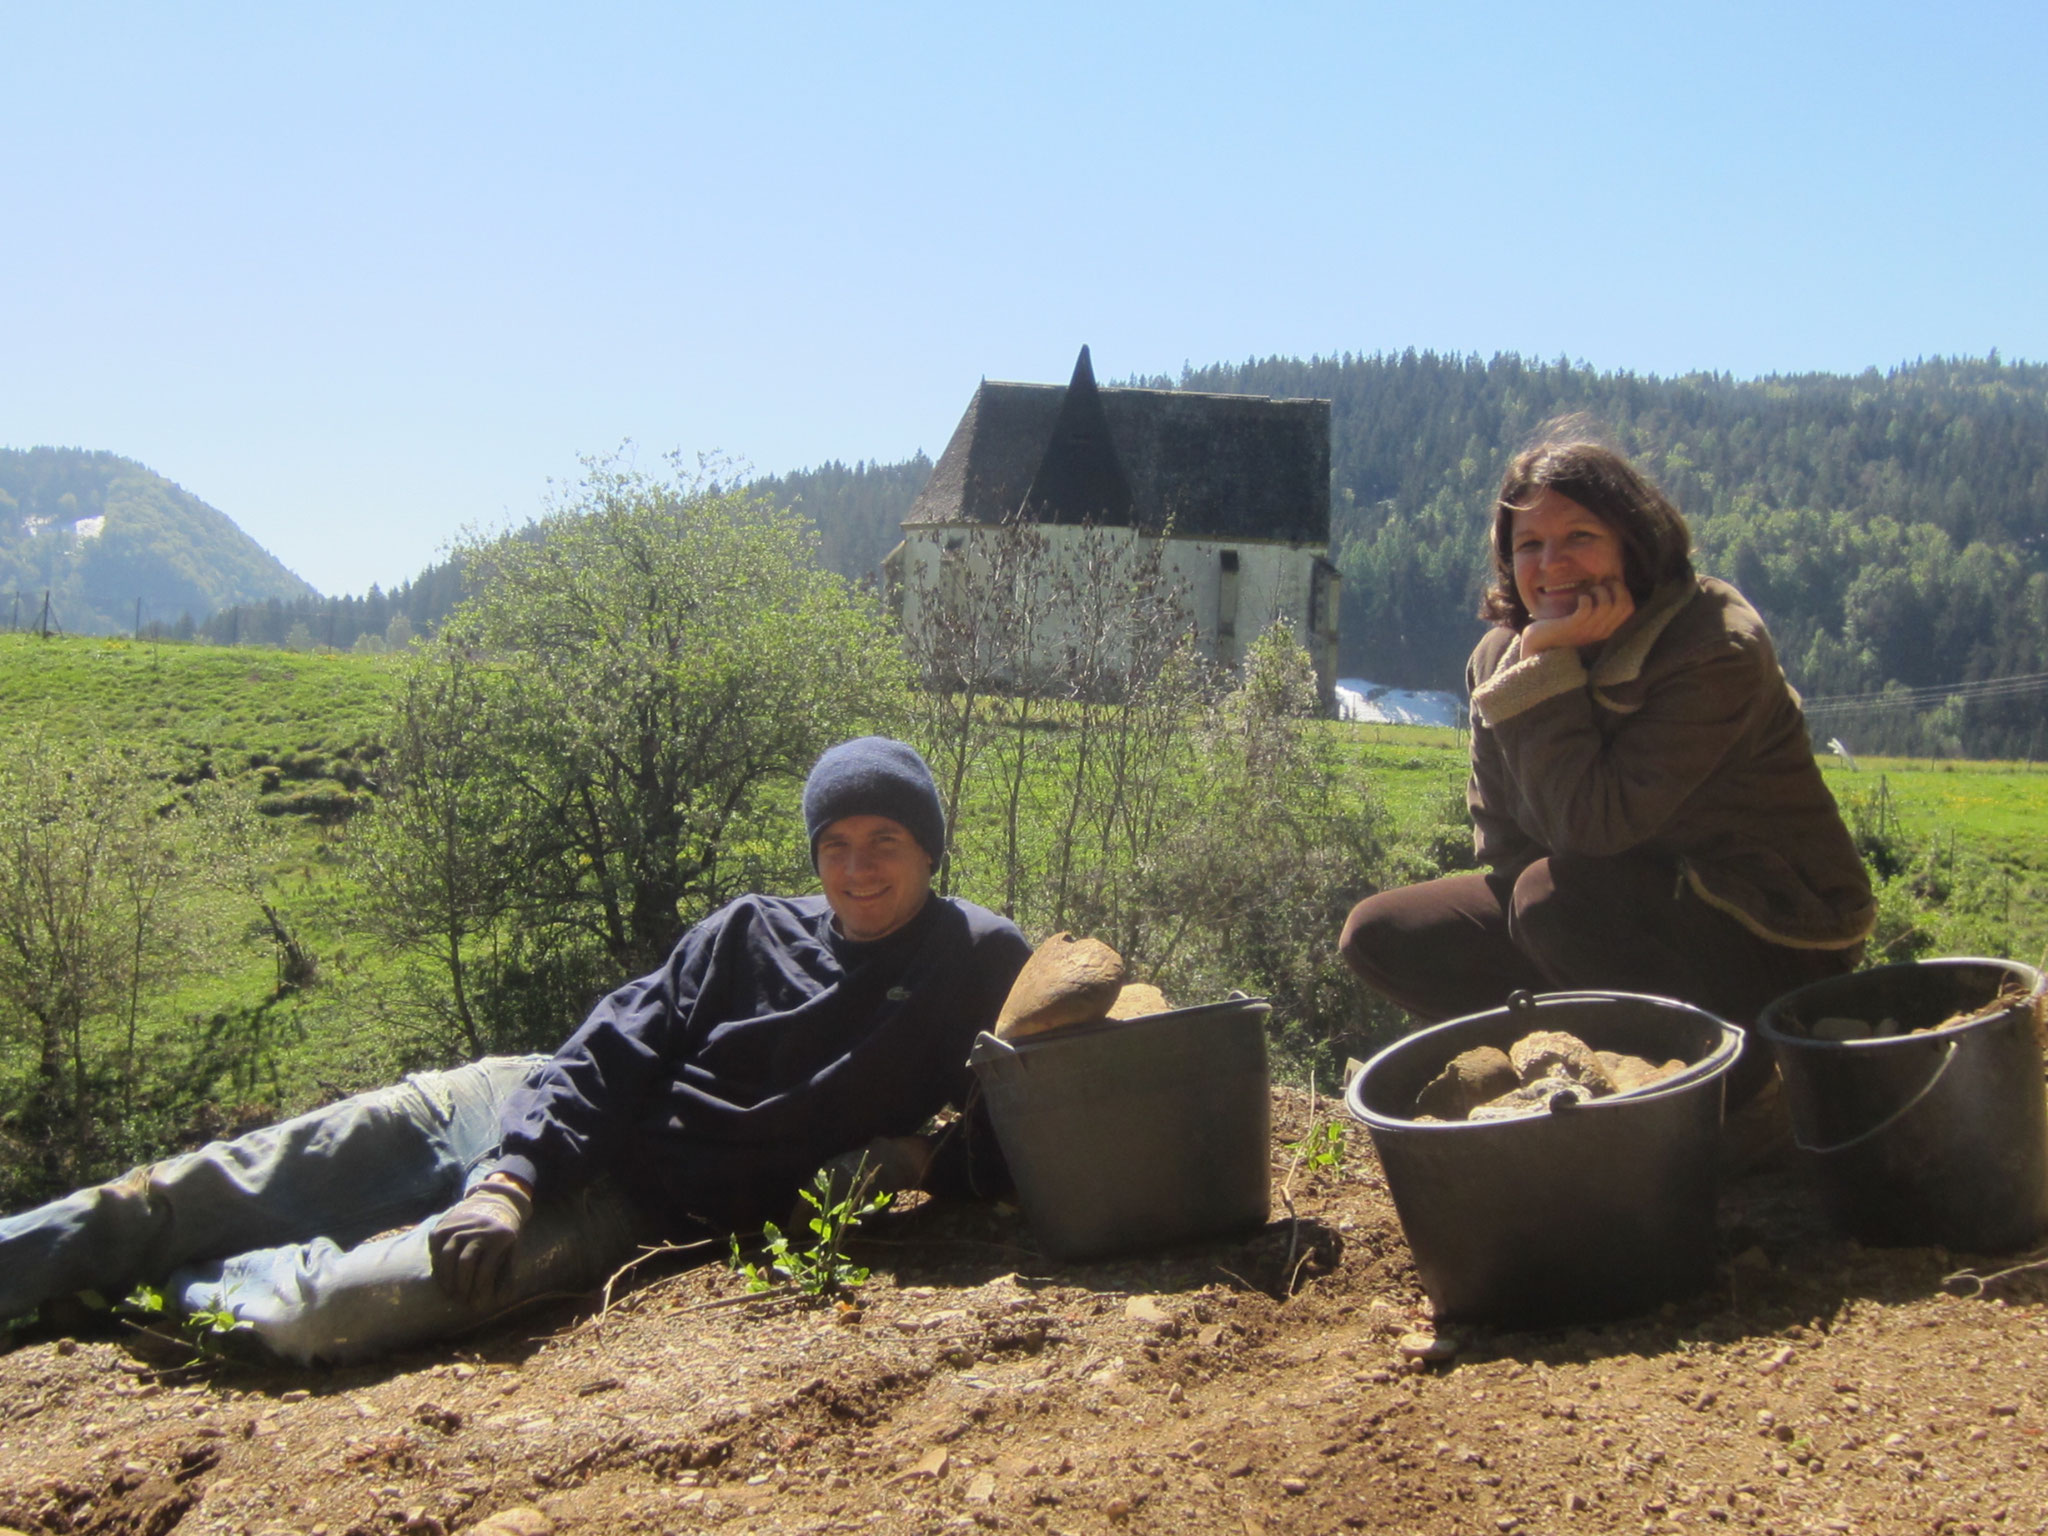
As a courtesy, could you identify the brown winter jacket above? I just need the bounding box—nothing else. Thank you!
[1466,575,1876,951]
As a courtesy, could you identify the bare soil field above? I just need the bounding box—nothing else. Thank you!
[4,1089,2045,1536]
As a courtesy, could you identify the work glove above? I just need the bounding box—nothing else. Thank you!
[428,1176,532,1305]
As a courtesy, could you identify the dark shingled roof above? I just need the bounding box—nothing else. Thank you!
[906,348,1331,544]
[1020,347,1135,527]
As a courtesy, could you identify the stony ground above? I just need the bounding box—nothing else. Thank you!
[4,1088,2046,1536]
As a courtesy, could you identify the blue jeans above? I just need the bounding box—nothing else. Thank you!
[0,1057,651,1364]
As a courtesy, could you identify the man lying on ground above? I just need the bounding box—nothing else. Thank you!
[0,737,1031,1364]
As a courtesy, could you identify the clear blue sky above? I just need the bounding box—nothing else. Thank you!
[4,2,2042,597]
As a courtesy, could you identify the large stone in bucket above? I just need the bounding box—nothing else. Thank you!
[1510,1031,1617,1092]
[1108,982,1172,1019]
[1414,1047,1519,1120]
[995,933,1129,1041]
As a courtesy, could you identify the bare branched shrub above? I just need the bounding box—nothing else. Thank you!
[902,526,1391,1073]
[1134,624,1390,1071]
[901,519,1210,937]
[899,515,1056,902]
[0,738,197,1196]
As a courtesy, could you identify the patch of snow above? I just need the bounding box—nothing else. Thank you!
[73,515,106,542]
[1335,678,1465,728]
[22,515,52,537]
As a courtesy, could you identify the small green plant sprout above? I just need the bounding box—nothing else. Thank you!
[1287,1119,1347,1176]
[185,1300,254,1341]
[120,1282,253,1352]
[1283,1071,1348,1178]
[728,1160,892,1298]
[120,1283,169,1317]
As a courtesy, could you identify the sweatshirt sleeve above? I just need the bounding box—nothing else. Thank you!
[492,915,721,1192]
[1469,630,1764,860]
[1466,636,1543,874]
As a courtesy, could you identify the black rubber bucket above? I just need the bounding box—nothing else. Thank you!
[969,998,1271,1261]
[1345,990,1742,1327]
[1757,958,2048,1252]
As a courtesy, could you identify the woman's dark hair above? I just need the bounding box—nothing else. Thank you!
[1479,422,1694,629]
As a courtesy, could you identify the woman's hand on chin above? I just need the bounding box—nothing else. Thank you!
[1521,578,1636,655]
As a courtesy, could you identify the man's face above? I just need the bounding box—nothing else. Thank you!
[816,814,935,942]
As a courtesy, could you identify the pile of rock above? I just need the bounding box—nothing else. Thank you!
[993,933,1172,1043]
[1779,1013,1908,1042]
[1773,985,2037,1042]
[1410,1030,1688,1123]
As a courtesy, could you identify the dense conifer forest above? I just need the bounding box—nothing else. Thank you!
[750,454,933,585]
[186,558,469,652]
[183,459,932,655]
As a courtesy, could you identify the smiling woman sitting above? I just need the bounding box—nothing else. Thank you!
[1339,428,1875,1091]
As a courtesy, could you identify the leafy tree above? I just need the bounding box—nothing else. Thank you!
[364,454,911,1048]
[351,649,565,1058]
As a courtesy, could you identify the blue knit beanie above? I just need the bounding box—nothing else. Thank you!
[802,737,946,870]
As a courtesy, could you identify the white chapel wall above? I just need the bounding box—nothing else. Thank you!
[893,524,1338,701]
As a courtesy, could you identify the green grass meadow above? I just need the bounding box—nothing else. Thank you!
[1331,721,1468,817]
[2,635,406,1157]
[0,632,396,756]
[3,632,2044,1202]
[1833,757,2048,855]
[1821,755,2048,967]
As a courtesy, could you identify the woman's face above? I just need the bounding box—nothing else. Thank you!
[1510,489,1627,624]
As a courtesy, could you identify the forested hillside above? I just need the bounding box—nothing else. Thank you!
[193,458,933,651]
[194,556,468,652]
[750,454,933,582]
[0,448,314,633]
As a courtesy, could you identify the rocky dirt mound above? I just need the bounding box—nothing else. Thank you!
[4,1089,2046,1536]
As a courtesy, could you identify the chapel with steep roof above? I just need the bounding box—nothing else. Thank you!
[886,347,1339,703]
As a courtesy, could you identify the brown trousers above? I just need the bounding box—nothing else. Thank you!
[1339,855,1860,1097]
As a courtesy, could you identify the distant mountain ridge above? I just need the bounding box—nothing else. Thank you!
[0,447,315,634]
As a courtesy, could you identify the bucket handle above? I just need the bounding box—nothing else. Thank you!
[969,1031,1024,1085]
[1508,987,1697,1010]
[1792,1038,1959,1157]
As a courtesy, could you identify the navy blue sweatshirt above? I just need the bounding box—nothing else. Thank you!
[493,892,1031,1230]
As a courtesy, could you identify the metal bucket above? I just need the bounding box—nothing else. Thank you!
[969,998,1271,1261]
[1758,959,2048,1252]
[1346,990,1741,1327]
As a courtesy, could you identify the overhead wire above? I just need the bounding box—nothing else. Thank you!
[1800,669,2048,718]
